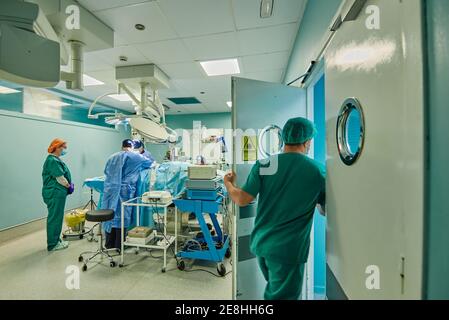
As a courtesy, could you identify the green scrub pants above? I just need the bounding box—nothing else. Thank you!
[257,256,305,300]
[44,195,67,251]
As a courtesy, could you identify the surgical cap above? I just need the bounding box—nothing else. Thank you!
[133,140,144,149]
[122,139,134,148]
[48,138,66,154]
[282,117,317,145]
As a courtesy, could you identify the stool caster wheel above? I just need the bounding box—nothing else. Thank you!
[62,235,67,240]
[177,260,185,271]
[110,261,117,268]
[79,235,84,240]
[82,265,87,272]
[135,250,139,255]
[119,264,124,268]
[78,256,84,262]
[225,248,231,259]
[217,263,226,277]
[162,268,166,273]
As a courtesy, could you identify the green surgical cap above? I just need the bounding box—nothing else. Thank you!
[282,117,317,145]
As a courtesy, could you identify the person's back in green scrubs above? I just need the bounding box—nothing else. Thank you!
[242,152,325,300]
[42,139,72,251]
[224,117,325,300]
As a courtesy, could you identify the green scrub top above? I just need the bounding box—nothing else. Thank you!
[242,153,325,264]
[42,154,72,199]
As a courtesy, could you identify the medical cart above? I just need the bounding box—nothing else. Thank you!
[173,190,231,277]
[119,197,177,273]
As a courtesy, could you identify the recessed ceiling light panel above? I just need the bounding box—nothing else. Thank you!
[260,0,274,19]
[200,59,240,77]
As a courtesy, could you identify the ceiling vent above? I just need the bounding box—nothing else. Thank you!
[167,97,201,105]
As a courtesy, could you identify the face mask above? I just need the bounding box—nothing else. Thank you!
[61,149,67,157]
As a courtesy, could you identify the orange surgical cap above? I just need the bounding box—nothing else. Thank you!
[48,138,66,154]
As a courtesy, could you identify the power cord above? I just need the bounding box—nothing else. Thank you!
[184,268,232,278]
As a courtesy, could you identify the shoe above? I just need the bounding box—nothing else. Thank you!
[50,241,69,251]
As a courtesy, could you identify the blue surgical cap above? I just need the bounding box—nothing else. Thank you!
[282,117,317,145]
[133,140,144,149]
[122,139,134,148]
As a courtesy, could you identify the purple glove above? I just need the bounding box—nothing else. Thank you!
[68,183,75,195]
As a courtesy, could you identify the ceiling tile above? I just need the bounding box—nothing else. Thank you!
[77,0,156,12]
[158,0,235,37]
[172,77,231,98]
[182,32,240,61]
[232,0,307,30]
[84,69,116,86]
[88,46,150,69]
[243,69,285,83]
[241,51,290,73]
[159,62,205,79]
[237,23,298,56]
[95,2,178,45]
[136,40,193,64]
[83,52,114,72]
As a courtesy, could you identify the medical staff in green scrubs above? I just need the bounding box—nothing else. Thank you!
[42,138,73,252]
[224,117,326,300]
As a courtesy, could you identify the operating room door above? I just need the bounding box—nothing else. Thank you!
[325,0,425,299]
[231,77,307,300]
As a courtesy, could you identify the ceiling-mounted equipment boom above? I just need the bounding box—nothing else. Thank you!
[88,64,175,144]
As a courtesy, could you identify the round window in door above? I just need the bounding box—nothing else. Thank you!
[258,125,284,159]
[336,98,365,166]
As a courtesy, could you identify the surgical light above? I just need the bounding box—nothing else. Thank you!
[83,74,104,86]
[40,100,70,107]
[200,59,240,77]
[0,86,20,94]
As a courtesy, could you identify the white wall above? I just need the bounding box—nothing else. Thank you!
[0,110,129,230]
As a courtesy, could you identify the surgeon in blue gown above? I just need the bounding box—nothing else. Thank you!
[133,140,155,162]
[101,139,153,249]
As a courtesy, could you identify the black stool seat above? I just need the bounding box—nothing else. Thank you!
[86,209,114,222]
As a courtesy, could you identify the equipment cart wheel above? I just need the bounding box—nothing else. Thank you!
[177,260,186,271]
[162,268,166,273]
[110,261,117,268]
[217,263,226,277]
[78,256,84,262]
[62,235,67,240]
[79,235,84,240]
[225,248,231,259]
[119,264,124,268]
[82,265,87,272]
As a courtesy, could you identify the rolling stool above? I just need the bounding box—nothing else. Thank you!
[78,209,117,271]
